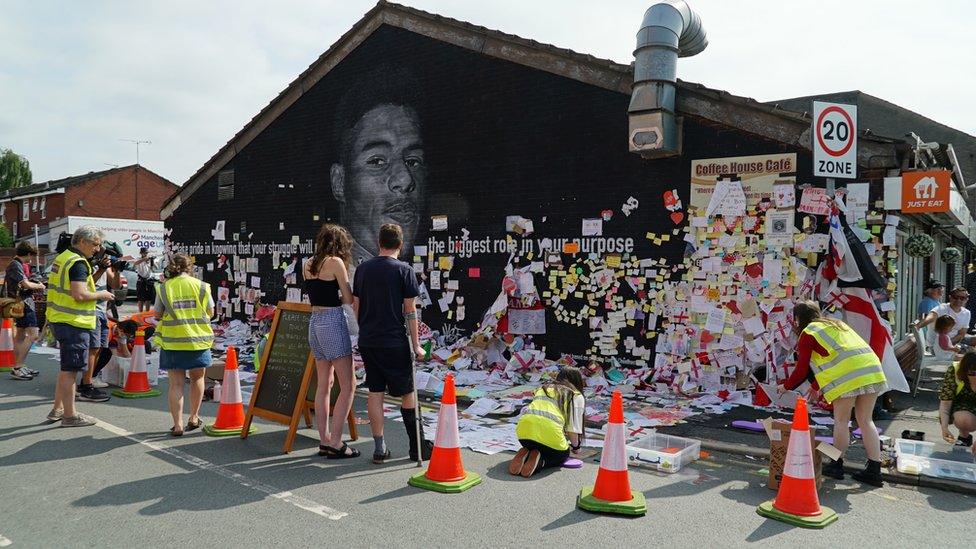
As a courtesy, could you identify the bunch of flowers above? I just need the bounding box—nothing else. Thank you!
[905,234,935,258]
[941,246,962,264]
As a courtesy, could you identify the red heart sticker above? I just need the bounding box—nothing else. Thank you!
[601,209,614,221]
[700,331,715,344]
[670,211,684,224]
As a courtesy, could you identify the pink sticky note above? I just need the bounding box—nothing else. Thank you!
[468,267,480,278]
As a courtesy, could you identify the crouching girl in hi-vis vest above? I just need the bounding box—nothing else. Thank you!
[510,366,586,478]
[780,300,888,487]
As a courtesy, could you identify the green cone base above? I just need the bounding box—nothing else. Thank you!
[408,470,482,493]
[577,486,647,516]
[203,424,257,437]
[756,500,837,529]
[0,367,13,372]
[112,388,161,398]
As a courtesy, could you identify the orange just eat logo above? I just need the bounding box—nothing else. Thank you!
[902,170,951,213]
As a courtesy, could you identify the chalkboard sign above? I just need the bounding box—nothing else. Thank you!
[242,302,316,453]
[253,308,311,415]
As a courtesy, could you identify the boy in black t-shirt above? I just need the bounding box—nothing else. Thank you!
[353,223,432,463]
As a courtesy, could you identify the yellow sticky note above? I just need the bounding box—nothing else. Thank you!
[438,256,453,270]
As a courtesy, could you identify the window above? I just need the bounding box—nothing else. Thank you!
[32,198,38,211]
[40,197,46,219]
[217,170,235,201]
[21,201,28,221]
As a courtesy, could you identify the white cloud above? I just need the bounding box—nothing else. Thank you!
[1,0,973,185]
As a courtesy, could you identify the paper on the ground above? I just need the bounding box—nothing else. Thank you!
[760,383,800,409]
[464,397,499,417]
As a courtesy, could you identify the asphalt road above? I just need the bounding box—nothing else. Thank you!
[1,351,974,548]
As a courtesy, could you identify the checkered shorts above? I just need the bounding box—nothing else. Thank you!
[308,307,352,361]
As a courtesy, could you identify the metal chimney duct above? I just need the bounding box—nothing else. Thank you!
[629,0,707,157]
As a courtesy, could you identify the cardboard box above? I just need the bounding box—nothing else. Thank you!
[205,359,226,381]
[764,418,823,491]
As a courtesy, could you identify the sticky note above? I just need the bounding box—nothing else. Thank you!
[468,267,480,278]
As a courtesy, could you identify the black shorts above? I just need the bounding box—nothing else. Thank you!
[136,278,156,302]
[15,307,38,329]
[360,345,413,397]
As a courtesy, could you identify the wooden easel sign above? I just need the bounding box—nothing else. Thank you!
[242,302,316,453]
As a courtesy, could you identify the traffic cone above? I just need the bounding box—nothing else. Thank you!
[0,318,15,373]
[408,374,482,493]
[112,329,160,398]
[577,390,647,516]
[204,347,256,436]
[757,396,837,528]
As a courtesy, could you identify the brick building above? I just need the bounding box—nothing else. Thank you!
[163,1,968,361]
[0,164,178,248]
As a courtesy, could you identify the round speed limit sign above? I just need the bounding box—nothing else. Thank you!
[813,101,857,178]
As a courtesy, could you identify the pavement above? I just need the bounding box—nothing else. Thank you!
[2,348,975,547]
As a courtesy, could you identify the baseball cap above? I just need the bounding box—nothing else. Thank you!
[925,280,944,291]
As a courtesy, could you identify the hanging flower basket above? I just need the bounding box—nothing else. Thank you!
[941,246,962,264]
[905,234,935,258]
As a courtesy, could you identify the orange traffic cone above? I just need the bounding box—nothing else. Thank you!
[0,318,15,373]
[408,374,481,493]
[204,347,256,436]
[112,329,160,398]
[577,390,646,516]
[757,396,837,528]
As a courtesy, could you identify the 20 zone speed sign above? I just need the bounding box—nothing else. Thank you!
[813,101,857,179]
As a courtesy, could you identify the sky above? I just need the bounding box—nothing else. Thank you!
[2,0,973,186]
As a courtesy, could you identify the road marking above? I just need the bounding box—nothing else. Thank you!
[0,533,11,546]
[94,419,347,520]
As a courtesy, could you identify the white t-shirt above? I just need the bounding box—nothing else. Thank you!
[928,303,971,344]
[565,393,586,435]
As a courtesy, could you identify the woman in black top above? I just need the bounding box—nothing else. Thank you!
[303,224,359,458]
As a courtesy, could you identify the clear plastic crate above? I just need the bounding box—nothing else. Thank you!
[895,438,976,483]
[625,431,701,473]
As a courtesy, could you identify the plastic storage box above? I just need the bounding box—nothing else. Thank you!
[625,431,701,473]
[895,438,976,483]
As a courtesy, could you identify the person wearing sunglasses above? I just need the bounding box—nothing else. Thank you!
[918,287,976,350]
[938,352,976,454]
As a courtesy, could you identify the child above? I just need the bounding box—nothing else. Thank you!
[510,366,586,477]
[934,315,961,360]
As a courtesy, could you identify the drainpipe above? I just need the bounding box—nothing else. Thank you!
[629,1,707,157]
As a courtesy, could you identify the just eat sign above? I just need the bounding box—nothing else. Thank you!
[901,170,951,213]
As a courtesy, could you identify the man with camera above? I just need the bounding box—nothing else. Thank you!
[5,241,45,380]
[76,240,124,399]
[46,226,118,426]
[133,247,157,313]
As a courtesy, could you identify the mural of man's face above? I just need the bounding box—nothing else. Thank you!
[331,104,426,258]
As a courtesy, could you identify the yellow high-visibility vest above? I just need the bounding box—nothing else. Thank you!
[803,321,886,403]
[516,387,578,451]
[156,274,214,351]
[45,249,96,330]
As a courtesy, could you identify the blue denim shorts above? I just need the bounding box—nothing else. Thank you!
[160,349,212,371]
[90,309,109,349]
[51,322,92,372]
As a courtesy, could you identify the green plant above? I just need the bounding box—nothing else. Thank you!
[905,234,935,258]
[0,149,32,192]
[941,247,962,264]
[0,224,13,248]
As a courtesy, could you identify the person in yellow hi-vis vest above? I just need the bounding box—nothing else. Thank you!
[154,254,214,436]
[781,300,888,487]
[510,366,586,478]
[45,226,118,427]
[938,352,976,454]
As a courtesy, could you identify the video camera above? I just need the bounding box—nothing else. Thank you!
[55,233,131,272]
